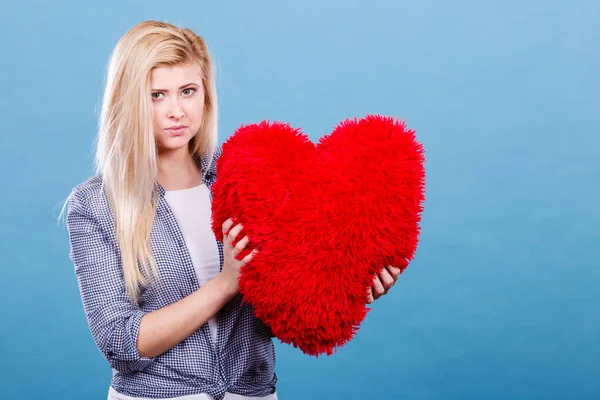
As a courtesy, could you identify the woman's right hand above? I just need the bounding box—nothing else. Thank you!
[218,218,258,296]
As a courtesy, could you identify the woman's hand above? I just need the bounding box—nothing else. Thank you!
[218,218,258,296]
[366,265,402,304]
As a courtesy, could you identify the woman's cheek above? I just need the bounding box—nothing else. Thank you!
[187,96,205,122]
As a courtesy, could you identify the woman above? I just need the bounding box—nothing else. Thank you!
[65,20,400,400]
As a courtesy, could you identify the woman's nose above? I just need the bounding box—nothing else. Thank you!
[168,99,184,119]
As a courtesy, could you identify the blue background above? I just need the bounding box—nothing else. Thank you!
[1,1,598,399]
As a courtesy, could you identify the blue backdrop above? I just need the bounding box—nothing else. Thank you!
[1,1,598,399]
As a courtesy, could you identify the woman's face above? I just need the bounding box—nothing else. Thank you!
[150,63,205,154]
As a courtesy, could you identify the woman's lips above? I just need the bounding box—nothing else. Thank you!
[166,125,187,136]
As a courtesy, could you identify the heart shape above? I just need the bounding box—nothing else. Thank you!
[211,114,425,356]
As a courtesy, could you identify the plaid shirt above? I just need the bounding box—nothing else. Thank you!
[66,147,277,400]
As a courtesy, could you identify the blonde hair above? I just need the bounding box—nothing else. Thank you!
[96,20,218,302]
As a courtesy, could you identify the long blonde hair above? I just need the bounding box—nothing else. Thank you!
[96,20,218,303]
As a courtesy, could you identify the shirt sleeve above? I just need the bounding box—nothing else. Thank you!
[66,188,154,373]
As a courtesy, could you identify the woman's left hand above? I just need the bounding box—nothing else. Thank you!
[366,265,402,304]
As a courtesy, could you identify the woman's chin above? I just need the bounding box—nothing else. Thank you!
[157,136,192,154]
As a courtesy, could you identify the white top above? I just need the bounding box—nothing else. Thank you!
[108,184,276,400]
[108,184,277,400]
[164,183,221,342]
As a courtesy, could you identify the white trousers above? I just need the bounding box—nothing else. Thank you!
[108,386,278,400]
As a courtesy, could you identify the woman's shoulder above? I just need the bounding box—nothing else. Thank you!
[67,174,109,217]
[71,173,104,194]
[199,145,222,182]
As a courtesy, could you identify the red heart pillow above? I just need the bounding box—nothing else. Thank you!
[211,114,425,356]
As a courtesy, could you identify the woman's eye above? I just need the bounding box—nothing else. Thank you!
[151,92,163,100]
[182,88,196,96]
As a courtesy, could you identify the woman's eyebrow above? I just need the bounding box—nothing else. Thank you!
[151,83,200,92]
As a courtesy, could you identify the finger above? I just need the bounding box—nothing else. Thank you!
[385,265,402,280]
[242,249,259,265]
[378,267,395,290]
[227,223,244,243]
[222,218,234,236]
[372,274,385,299]
[366,287,374,304]
[232,235,249,256]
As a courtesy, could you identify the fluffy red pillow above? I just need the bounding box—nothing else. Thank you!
[211,114,425,356]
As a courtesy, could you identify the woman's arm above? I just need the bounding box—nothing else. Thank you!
[136,219,254,358]
[136,273,232,357]
[67,188,254,370]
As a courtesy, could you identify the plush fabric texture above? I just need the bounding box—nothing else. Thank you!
[210,114,426,357]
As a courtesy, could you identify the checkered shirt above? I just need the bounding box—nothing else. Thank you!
[66,147,277,400]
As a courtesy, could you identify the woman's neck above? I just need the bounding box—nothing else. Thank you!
[156,146,203,191]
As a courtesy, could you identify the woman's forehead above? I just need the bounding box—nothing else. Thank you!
[150,64,203,89]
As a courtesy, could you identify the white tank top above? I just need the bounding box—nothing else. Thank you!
[108,184,277,400]
[164,183,221,342]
